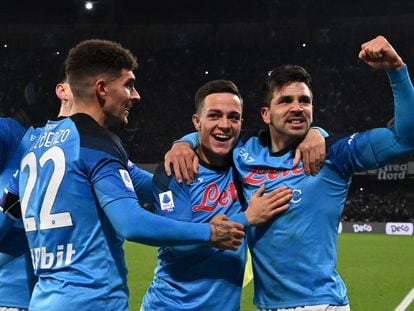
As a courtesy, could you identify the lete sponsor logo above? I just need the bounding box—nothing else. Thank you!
[385,223,414,235]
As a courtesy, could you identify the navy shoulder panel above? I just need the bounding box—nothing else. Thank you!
[70,113,128,164]
[326,132,352,148]
[153,161,174,192]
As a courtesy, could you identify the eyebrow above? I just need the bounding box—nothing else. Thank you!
[207,109,241,114]
[125,77,136,85]
[277,95,312,103]
[299,95,312,102]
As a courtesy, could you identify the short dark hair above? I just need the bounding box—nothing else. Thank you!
[262,65,312,106]
[57,62,67,84]
[65,39,138,99]
[194,79,243,114]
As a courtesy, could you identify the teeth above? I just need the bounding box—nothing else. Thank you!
[214,134,229,139]
[289,120,302,124]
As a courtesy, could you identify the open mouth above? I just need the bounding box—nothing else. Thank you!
[287,119,304,125]
[213,133,231,142]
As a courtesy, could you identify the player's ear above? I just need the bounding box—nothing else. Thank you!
[192,114,201,131]
[95,79,106,96]
[260,107,270,125]
[96,79,107,101]
[55,83,65,100]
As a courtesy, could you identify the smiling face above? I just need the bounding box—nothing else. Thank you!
[261,81,313,151]
[101,69,140,129]
[192,92,242,167]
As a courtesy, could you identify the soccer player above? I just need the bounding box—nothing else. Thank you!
[1,64,156,310]
[0,116,35,311]
[56,63,154,207]
[0,64,76,311]
[1,39,245,311]
[166,35,414,310]
[141,80,293,310]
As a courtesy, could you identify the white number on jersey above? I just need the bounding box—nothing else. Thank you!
[20,146,73,232]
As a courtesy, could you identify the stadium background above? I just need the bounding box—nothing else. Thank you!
[1,0,413,309]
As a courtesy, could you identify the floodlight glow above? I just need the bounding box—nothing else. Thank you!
[85,1,93,10]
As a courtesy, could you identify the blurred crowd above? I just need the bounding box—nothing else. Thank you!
[0,20,413,223]
[343,181,414,222]
[2,23,414,162]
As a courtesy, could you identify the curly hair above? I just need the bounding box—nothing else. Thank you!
[65,39,138,99]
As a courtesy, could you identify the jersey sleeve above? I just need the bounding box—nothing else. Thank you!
[175,132,199,149]
[92,159,210,246]
[0,212,15,243]
[0,119,27,171]
[127,160,154,205]
[103,197,210,246]
[329,65,414,176]
[311,126,329,138]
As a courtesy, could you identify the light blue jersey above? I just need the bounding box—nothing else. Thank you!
[142,160,248,311]
[128,160,153,205]
[233,66,414,309]
[0,118,36,309]
[178,66,414,309]
[14,114,210,311]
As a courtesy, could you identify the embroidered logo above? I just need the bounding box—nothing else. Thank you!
[159,191,175,211]
[119,169,134,191]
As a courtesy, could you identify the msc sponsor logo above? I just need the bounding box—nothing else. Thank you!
[352,223,372,233]
[385,223,413,235]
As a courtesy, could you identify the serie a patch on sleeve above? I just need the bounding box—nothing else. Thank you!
[159,191,175,211]
[119,169,134,191]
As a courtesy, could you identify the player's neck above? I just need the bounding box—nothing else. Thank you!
[70,100,106,127]
[270,132,292,152]
[197,146,231,169]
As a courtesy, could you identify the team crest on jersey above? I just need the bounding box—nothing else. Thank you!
[119,169,134,191]
[159,191,175,211]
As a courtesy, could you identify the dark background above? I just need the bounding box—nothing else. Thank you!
[1,0,413,221]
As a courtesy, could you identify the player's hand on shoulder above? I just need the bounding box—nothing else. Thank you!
[164,142,198,184]
[208,214,245,251]
[294,128,326,175]
[245,185,292,226]
[359,35,405,70]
